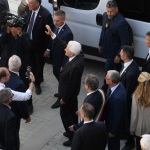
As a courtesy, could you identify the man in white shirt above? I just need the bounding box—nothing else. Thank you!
[0,67,35,101]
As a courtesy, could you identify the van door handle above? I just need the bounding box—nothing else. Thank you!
[96,14,103,26]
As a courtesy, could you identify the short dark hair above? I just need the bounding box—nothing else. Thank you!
[36,0,41,5]
[84,74,99,91]
[81,103,95,120]
[122,45,134,59]
[146,31,150,37]
[106,0,117,8]
[54,10,66,19]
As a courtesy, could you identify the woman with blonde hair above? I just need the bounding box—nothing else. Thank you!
[130,72,150,150]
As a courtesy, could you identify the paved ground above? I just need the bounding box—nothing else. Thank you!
[7,0,135,149]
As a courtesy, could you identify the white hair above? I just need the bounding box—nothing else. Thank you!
[8,55,21,72]
[68,41,81,56]
[140,134,150,150]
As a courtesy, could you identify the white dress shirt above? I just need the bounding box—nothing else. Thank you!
[0,83,32,101]
[120,59,133,75]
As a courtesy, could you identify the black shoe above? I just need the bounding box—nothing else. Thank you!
[28,104,33,115]
[63,132,69,138]
[54,93,59,97]
[121,142,135,150]
[35,86,42,95]
[63,140,72,147]
[51,99,60,109]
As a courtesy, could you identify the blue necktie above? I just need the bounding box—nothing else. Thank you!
[55,28,59,36]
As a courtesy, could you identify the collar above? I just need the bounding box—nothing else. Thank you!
[0,83,5,89]
[69,56,76,62]
[87,90,97,96]
[57,23,65,33]
[110,83,120,95]
[32,6,40,19]
[124,59,133,69]
[9,70,19,76]
[84,119,93,124]
[148,49,150,56]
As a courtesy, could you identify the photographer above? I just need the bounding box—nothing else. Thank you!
[0,13,34,114]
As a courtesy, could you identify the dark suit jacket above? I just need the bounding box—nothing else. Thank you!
[71,121,107,150]
[104,83,127,136]
[59,54,85,104]
[142,55,150,73]
[49,24,73,68]
[24,5,54,53]
[99,12,130,58]
[0,103,16,150]
[74,90,104,130]
[5,71,29,120]
[120,60,140,115]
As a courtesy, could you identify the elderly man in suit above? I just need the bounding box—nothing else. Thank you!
[44,10,73,108]
[71,103,107,150]
[119,45,140,150]
[142,31,150,73]
[104,70,127,150]
[24,0,54,95]
[5,55,31,150]
[0,88,16,150]
[45,27,84,145]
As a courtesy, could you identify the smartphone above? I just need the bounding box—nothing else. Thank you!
[27,66,31,79]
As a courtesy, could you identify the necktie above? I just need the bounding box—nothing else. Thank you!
[27,12,35,39]
[107,88,111,98]
[55,28,59,36]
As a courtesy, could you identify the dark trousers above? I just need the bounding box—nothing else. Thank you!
[105,57,122,72]
[30,50,45,86]
[135,136,142,150]
[60,97,78,141]
[15,118,21,150]
[53,65,60,81]
[108,136,120,150]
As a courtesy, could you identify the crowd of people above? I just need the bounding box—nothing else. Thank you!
[0,0,150,150]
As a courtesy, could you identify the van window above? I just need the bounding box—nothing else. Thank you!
[61,0,100,10]
[116,0,150,22]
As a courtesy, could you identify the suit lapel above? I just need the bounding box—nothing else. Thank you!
[57,24,66,37]
[33,7,42,28]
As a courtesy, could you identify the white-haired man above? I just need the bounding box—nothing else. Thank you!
[5,55,31,150]
[46,25,85,147]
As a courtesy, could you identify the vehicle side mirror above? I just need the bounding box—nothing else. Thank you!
[96,14,103,26]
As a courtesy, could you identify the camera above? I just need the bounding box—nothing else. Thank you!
[0,11,26,33]
[27,66,31,79]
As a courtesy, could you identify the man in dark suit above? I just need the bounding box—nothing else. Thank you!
[104,70,127,150]
[69,74,106,132]
[71,103,107,150]
[99,0,131,72]
[0,88,16,150]
[45,26,84,146]
[120,46,140,150]
[24,0,54,95]
[44,10,73,106]
[5,55,31,150]
[142,31,150,73]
